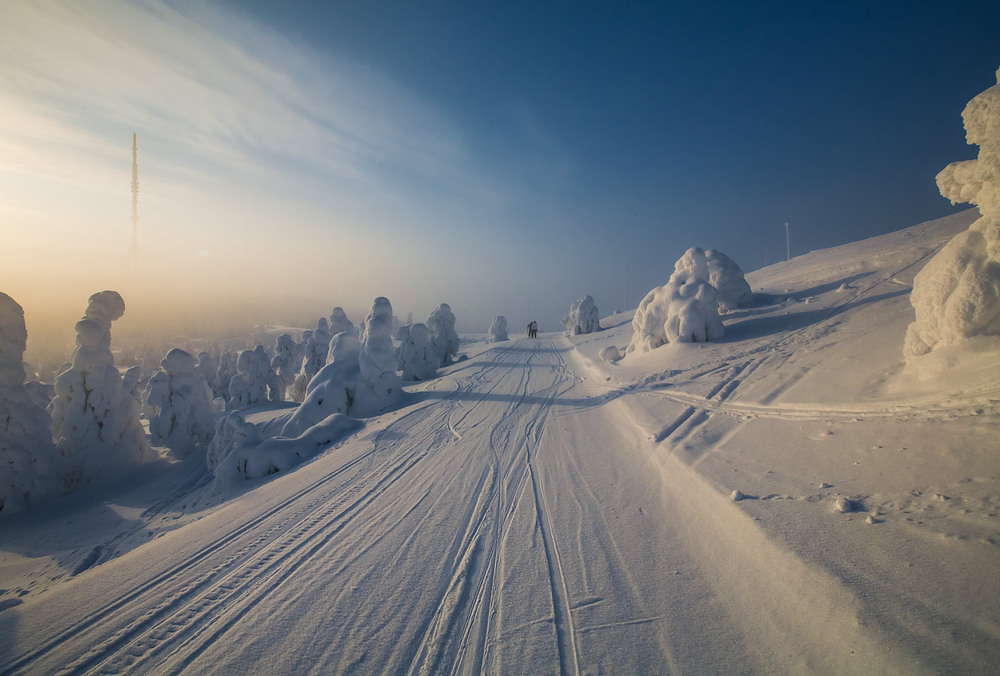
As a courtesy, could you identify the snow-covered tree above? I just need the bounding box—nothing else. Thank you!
[1,293,59,514]
[122,365,143,406]
[207,410,262,473]
[427,303,459,366]
[397,322,438,381]
[563,295,601,336]
[213,351,236,402]
[145,349,216,454]
[489,315,509,342]
[50,291,148,476]
[270,334,298,401]
[281,332,362,438]
[627,248,725,354]
[356,297,403,415]
[227,345,277,410]
[906,66,1000,359]
[196,352,219,395]
[289,320,332,402]
[705,249,752,312]
[329,307,356,339]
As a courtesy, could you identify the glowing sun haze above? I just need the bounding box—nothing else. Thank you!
[2,0,999,358]
[0,0,526,346]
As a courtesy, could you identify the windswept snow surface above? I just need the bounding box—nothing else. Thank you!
[1,210,999,673]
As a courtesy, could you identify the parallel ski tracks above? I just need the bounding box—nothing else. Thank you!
[2,404,438,676]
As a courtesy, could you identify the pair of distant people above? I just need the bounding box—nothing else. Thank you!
[526,321,538,338]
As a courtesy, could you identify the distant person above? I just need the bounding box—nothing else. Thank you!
[527,322,532,337]
[529,321,538,338]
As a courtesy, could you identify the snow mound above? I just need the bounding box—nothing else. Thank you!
[563,295,601,335]
[145,349,216,455]
[1,293,59,514]
[627,248,725,354]
[50,290,148,478]
[214,413,362,489]
[706,249,752,312]
[488,315,508,342]
[906,66,1000,359]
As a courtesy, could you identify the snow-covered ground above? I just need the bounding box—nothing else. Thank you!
[2,209,999,673]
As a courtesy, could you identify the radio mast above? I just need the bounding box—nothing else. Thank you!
[131,133,139,264]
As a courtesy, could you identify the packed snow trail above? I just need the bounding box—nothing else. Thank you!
[3,338,912,674]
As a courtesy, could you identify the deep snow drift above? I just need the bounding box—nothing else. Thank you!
[0,210,998,674]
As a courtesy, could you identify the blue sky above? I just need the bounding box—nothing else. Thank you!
[1,0,998,338]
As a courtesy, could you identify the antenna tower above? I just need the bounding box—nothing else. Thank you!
[131,133,139,264]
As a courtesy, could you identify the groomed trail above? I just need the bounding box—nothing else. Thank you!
[2,336,914,675]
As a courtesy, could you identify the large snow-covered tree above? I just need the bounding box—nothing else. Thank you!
[427,303,459,366]
[0,293,59,514]
[50,291,148,477]
[145,349,216,455]
[563,295,601,336]
[489,315,509,342]
[627,248,725,354]
[397,322,438,381]
[906,66,1000,359]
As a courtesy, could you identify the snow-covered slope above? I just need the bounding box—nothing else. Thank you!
[1,209,998,673]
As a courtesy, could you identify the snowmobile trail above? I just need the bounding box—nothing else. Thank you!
[1,336,929,674]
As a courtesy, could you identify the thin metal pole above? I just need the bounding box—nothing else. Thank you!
[131,133,139,264]
[785,221,790,261]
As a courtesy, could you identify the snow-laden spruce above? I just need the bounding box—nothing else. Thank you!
[270,334,298,401]
[206,410,261,473]
[706,249,752,312]
[489,315,508,342]
[144,349,216,455]
[196,352,218,396]
[212,351,236,402]
[288,319,332,402]
[328,307,356,339]
[905,66,1000,359]
[427,303,459,366]
[50,291,148,477]
[0,293,59,514]
[396,322,438,381]
[356,297,403,415]
[281,332,362,437]
[563,295,601,335]
[627,247,724,354]
[227,345,280,410]
[282,297,401,436]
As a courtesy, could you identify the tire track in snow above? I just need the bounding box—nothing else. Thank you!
[3,404,438,676]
